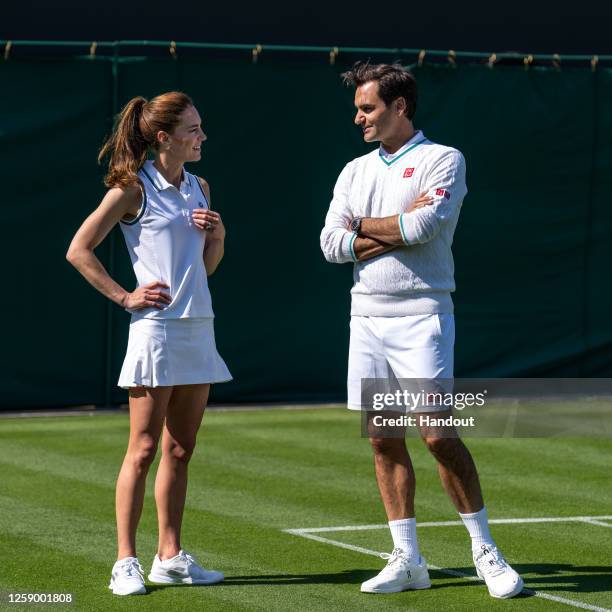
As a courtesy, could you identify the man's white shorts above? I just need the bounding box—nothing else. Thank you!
[347,314,454,411]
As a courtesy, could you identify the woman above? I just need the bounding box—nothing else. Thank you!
[66,92,231,596]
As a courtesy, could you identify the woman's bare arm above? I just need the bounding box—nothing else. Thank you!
[66,186,171,309]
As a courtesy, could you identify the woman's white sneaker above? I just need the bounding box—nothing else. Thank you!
[361,548,431,593]
[108,557,146,596]
[474,544,524,599]
[148,549,224,585]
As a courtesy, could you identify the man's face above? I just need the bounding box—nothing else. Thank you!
[353,81,400,143]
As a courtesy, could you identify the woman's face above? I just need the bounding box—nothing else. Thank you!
[159,105,207,162]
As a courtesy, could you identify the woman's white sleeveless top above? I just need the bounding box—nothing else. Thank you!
[119,160,214,320]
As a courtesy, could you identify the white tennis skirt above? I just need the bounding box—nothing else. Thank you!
[118,317,232,389]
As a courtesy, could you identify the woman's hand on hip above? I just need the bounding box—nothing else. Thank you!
[123,281,172,310]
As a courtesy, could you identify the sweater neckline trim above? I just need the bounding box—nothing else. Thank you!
[378,137,427,167]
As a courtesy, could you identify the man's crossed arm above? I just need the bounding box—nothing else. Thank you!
[320,151,466,266]
[353,192,433,261]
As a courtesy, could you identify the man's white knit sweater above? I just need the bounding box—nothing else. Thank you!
[320,130,467,316]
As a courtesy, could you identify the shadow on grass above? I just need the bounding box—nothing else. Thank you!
[447,563,612,595]
[148,569,472,590]
[147,570,372,591]
[145,563,611,595]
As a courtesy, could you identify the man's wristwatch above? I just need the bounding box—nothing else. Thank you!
[350,216,363,233]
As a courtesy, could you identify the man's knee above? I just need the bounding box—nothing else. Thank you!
[369,436,405,456]
[423,435,463,462]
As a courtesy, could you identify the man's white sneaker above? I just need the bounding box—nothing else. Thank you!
[108,557,146,596]
[361,548,431,593]
[148,549,224,585]
[474,544,524,599]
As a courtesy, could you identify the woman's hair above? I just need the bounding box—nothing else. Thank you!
[98,91,194,188]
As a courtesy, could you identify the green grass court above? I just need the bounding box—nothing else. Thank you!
[0,407,610,611]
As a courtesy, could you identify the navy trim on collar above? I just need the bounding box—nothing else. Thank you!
[192,175,210,209]
[141,168,161,192]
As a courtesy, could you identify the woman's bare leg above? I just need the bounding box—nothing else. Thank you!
[154,383,209,560]
[115,386,172,560]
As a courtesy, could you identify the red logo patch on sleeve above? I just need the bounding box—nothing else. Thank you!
[403,168,414,178]
[436,188,451,199]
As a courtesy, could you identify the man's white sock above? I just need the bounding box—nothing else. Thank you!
[459,506,496,552]
[388,518,420,561]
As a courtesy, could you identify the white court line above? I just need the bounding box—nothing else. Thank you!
[283,518,612,612]
[580,519,612,528]
[287,515,612,534]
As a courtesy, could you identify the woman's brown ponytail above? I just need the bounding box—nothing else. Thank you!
[98,91,193,189]
[99,96,149,188]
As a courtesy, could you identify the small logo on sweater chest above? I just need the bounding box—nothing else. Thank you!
[403,168,415,178]
[436,188,451,199]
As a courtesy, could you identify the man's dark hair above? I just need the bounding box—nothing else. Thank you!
[342,61,418,120]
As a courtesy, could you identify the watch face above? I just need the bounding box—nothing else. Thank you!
[351,217,361,232]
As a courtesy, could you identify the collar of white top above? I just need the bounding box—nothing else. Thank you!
[379,130,427,165]
[141,159,191,194]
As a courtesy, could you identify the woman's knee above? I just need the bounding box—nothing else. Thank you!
[127,435,159,468]
[164,437,197,464]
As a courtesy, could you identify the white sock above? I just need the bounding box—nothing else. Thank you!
[459,506,496,552]
[388,518,420,561]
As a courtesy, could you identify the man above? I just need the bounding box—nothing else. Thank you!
[320,61,523,599]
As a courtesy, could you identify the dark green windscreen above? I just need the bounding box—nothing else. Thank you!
[1,57,610,408]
